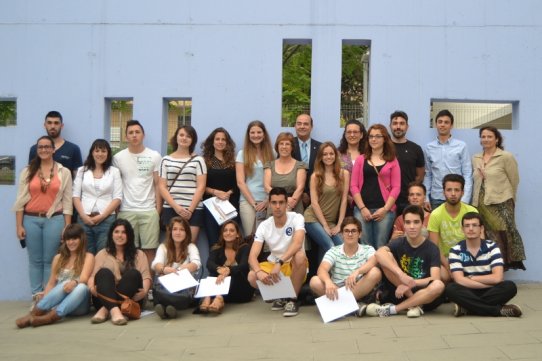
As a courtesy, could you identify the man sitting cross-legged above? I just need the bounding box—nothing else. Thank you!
[309,216,381,316]
[247,187,308,317]
[366,205,445,318]
[445,212,521,317]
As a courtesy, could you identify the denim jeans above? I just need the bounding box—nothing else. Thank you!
[78,214,116,254]
[23,214,64,294]
[353,207,395,249]
[305,222,343,253]
[37,281,90,317]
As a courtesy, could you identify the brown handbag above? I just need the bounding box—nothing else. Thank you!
[97,292,141,320]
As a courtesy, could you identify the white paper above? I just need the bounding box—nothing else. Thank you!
[256,273,296,301]
[194,276,232,298]
[158,268,199,293]
[315,287,359,323]
[203,197,238,225]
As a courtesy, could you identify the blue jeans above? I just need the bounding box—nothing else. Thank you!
[353,207,395,249]
[36,281,90,317]
[78,214,116,254]
[305,222,343,253]
[23,214,64,294]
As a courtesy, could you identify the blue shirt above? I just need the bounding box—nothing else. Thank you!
[448,239,503,276]
[423,136,472,203]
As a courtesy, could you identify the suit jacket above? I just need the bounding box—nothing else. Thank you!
[293,137,322,193]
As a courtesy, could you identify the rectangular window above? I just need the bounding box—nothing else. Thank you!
[430,100,516,129]
[341,40,371,127]
[106,98,133,153]
[164,98,192,154]
[282,39,312,127]
[0,99,17,127]
[0,155,16,185]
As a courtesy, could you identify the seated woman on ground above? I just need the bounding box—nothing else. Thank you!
[202,220,254,314]
[88,219,152,326]
[16,224,94,328]
[152,216,201,319]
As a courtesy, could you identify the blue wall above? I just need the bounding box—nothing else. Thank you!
[1,0,540,299]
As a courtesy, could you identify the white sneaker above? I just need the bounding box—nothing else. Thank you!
[406,306,424,318]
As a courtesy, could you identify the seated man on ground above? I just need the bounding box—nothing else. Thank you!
[247,187,308,317]
[367,205,445,318]
[309,216,381,315]
[445,212,521,317]
[390,181,431,240]
[428,174,478,282]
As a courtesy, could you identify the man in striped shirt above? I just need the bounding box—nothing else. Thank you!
[309,217,381,315]
[445,212,521,317]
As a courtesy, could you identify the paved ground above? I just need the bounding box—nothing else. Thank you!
[2,283,542,361]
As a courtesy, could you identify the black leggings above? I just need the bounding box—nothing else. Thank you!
[93,268,143,310]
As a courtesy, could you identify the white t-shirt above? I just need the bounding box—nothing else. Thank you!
[255,212,305,262]
[113,147,161,211]
[151,243,202,271]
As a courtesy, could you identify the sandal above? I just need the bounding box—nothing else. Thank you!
[199,296,212,313]
[208,296,224,314]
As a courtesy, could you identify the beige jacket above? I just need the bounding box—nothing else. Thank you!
[12,162,73,217]
[472,148,519,206]
[92,249,151,282]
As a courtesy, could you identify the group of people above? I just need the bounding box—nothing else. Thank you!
[13,108,525,327]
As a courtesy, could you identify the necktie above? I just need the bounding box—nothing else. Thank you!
[301,142,309,163]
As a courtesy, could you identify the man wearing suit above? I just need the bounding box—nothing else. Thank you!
[292,113,322,208]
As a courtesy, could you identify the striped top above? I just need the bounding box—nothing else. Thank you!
[160,155,207,210]
[448,239,503,276]
[322,244,375,284]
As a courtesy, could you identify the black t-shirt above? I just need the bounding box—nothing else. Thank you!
[360,159,385,209]
[393,140,425,206]
[29,140,82,173]
[387,237,440,279]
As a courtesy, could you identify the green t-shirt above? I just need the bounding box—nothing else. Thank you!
[427,202,478,256]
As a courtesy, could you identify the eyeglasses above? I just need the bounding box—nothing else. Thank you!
[37,145,53,150]
[343,229,359,235]
[368,135,384,139]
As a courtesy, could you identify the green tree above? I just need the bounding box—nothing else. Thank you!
[0,101,16,126]
[282,44,312,126]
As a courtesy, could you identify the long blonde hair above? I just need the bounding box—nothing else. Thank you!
[242,120,274,177]
[52,224,87,277]
[313,142,344,197]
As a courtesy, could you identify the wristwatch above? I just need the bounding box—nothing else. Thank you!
[277,258,284,266]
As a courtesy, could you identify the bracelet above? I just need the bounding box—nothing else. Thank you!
[360,206,367,210]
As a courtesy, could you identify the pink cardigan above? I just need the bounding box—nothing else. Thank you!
[350,155,401,212]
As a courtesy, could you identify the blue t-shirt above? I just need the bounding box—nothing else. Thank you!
[29,140,82,172]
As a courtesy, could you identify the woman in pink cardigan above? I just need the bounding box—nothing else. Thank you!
[350,124,400,249]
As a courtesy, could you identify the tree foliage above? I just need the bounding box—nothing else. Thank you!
[0,100,17,126]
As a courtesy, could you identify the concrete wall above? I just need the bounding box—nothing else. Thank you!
[1,0,540,300]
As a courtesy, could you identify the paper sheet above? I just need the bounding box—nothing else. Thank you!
[315,287,359,323]
[256,273,296,301]
[158,268,199,293]
[194,276,232,297]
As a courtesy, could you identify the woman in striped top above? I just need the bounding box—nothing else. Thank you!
[159,125,207,243]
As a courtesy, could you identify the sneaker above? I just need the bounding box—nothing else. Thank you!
[453,303,467,317]
[154,304,166,319]
[376,304,392,317]
[355,303,367,317]
[365,303,381,317]
[271,299,287,311]
[165,305,177,319]
[406,306,424,318]
[147,289,154,302]
[500,304,522,317]
[282,301,299,317]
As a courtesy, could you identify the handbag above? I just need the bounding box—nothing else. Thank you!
[97,292,141,320]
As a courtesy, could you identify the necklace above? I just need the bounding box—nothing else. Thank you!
[38,164,54,193]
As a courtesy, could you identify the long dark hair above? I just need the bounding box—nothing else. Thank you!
[338,119,367,154]
[83,139,113,172]
[211,220,244,252]
[27,136,55,183]
[201,127,236,168]
[105,219,138,268]
[365,124,396,161]
[170,125,198,154]
[164,217,192,265]
[479,126,504,150]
